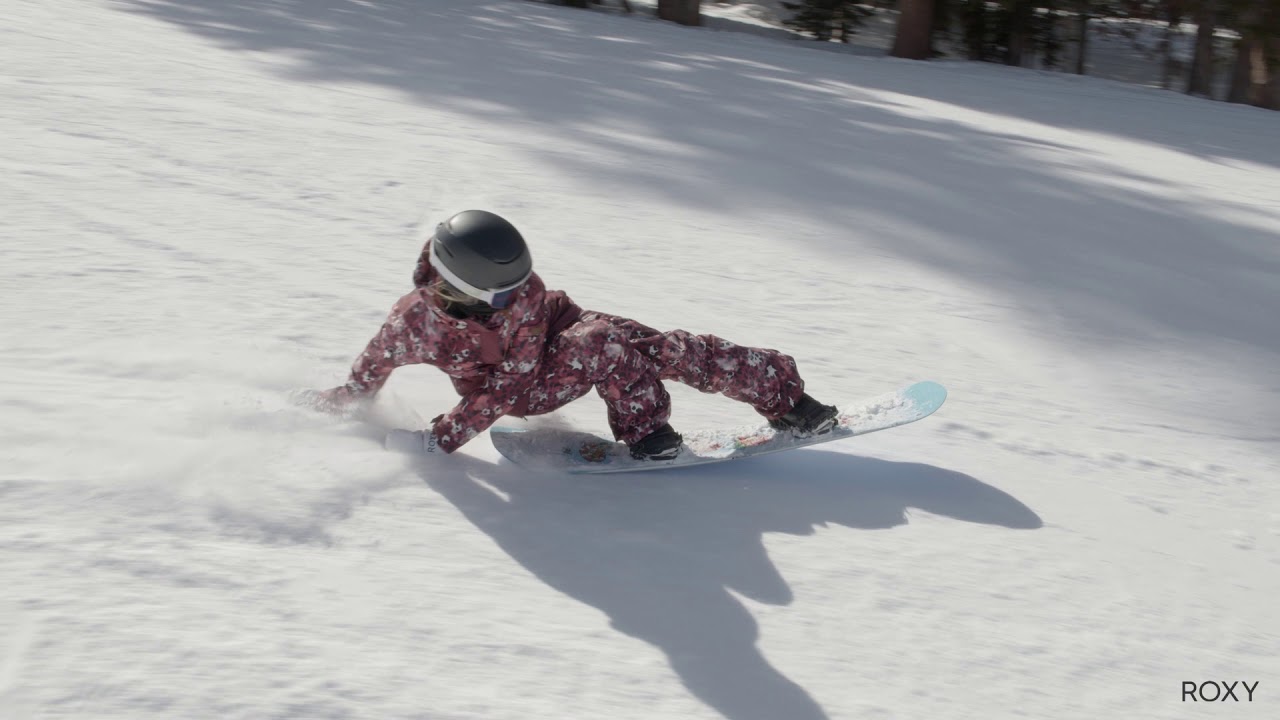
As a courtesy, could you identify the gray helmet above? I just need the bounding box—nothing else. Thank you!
[428,210,533,309]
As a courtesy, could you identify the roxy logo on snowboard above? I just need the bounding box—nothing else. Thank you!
[1181,680,1258,702]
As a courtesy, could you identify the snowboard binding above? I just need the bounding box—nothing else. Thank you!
[768,394,839,438]
[628,423,684,461]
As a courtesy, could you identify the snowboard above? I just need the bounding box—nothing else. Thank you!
[486,380,947,475]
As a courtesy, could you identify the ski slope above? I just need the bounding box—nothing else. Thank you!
[3,1,1278,718]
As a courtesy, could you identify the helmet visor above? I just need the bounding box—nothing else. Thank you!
[428,239,528,309]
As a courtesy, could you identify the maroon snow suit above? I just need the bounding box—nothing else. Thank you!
[340,241,806,453]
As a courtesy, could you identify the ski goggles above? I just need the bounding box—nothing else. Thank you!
[428,240,529,309]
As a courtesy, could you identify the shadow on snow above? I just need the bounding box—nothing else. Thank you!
[420,447,1041,720]
[118,0,1280,403]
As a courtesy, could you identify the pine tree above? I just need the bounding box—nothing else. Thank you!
[782,0,872,42]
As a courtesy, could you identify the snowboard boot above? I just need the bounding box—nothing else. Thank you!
[769,394,839,438]
[628,423,684,461]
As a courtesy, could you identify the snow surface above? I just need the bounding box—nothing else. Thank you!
[3,1,1278,718]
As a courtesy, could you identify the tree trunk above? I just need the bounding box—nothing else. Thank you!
[1006,0,1033,66]
[1187,0,1217,97]
[1228,36,1254,103]
[1074,10,1089,75]
[928,0,943,57]
[1244,37,1279,109]
[657,0,701,26]
[1269,37,1280,109]
[892,0,935,59]
[1160,25,1176,88]
[964,2,988,60]
[1227,1,1279,110]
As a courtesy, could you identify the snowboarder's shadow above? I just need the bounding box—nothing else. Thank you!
[421,449,1040,720]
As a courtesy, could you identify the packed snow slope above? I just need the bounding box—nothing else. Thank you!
[3,1,1278,719]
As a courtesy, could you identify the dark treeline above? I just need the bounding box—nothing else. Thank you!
[551,0,1280,110]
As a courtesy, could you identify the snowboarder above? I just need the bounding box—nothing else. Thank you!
[311,210,839,460]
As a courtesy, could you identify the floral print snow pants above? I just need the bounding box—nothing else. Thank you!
[519,312,805,444]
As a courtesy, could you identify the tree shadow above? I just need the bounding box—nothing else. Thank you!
[114,0,1280,168]
[116,0,1280,404]
[420,448,1040,720]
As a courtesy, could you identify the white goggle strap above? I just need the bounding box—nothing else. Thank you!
[428,239,529,306]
